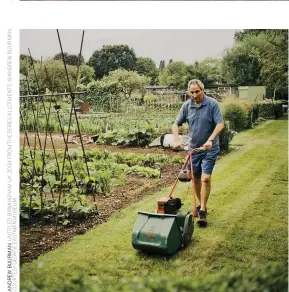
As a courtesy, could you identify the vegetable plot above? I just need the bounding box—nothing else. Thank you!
[20,147,183,226]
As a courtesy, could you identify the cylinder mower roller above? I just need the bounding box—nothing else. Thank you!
[132,147,204,256]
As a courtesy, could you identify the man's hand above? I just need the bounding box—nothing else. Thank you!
[173,139,185,150]
[203,140,213,150]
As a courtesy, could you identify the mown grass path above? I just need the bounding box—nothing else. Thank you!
[20,117,288,287]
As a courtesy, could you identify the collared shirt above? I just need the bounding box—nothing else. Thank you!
[175,95,224,149]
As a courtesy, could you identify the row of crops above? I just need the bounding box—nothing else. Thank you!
[20,147,183,226]
[20,97,188,146]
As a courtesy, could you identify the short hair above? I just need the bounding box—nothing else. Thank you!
[187,79,204,90]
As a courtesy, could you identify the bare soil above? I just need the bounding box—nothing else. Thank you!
[20,132,181,157]
[20,132,185,265]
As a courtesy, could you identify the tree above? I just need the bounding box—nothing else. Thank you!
[20,54,36,76]
[158,61,188,90]
[159,60,166,71]
[26,59,94,94]
[187,58,223,86]
[221,41,263,86]
[169,59,173,63]
[234,29,267,42]
[199,58,223,84]
[134,57,159,85]
[77,64,95,86]
[88,45,137,79]
[102,69,150,99]
[53,52,85,66]
[256,30,288,97]
[76,79,113,110]
[224,30,288,95]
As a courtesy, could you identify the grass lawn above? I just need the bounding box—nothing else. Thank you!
[20,116,288,288]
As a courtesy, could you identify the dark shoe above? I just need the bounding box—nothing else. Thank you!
[196,205,207,216]
[197,210,207,227]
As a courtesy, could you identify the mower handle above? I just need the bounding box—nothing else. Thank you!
[168,146,206,201]
[188,146,206,154]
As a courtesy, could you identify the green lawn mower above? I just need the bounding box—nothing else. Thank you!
[132,147,204,256]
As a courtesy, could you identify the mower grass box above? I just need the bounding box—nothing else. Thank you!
[132,210,193,256]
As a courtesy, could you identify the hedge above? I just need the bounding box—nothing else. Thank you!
[224,101,284,132]
[253,101,283,120]
[223,104,248,132]
[20,262,287,292]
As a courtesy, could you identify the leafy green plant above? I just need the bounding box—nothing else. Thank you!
[144,94,157,102]
[20,186,98,226]
[98,130,118,145]
[125,165,160,178]
[224,103,248,132]
[116,125,155,147]
[219,121,235,153]
[20,147,182,224]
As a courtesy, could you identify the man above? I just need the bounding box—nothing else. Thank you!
[172,79,224,227]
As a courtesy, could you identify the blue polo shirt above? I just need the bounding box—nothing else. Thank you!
[175,95,224,149]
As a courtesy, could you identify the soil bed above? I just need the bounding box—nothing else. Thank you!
[20,132,181,157]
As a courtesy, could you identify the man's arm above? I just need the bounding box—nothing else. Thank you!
[203,123,224,150]
[172,123,184,149]
[172,103,187,149]
[208,123,225,142]
[203,102,225,148]
[172,123,180,141]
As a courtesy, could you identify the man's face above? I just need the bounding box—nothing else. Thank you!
[189,84,204,104]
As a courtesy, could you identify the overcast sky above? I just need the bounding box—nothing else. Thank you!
[20,29,238,65]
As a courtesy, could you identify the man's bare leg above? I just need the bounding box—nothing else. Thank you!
[193,177,201,205]
[200,174,211,211]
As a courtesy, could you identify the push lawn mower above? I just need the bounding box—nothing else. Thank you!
[132,147,205,256]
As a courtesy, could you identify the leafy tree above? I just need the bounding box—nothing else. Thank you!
[20,54,36,76]
[159,60,166,71]
[26,59,94,94]
[256,30,288,97]
[187,58,223,86]
[199,58,224,84]
[158,61,188,90]
[234,29,267,42]
[53,52,85,66]
[78,65,95,86]
[88,45,137,79]
[169,59,173,63]
[224,29,288,96]
[134,57,159,85]
[102,69,150,99]
[77,79,112,110]
[221,41,263,86]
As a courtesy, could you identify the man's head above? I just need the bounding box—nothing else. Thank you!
[187,79,205,104]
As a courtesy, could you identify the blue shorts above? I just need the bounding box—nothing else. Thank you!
[186,146,220,178]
